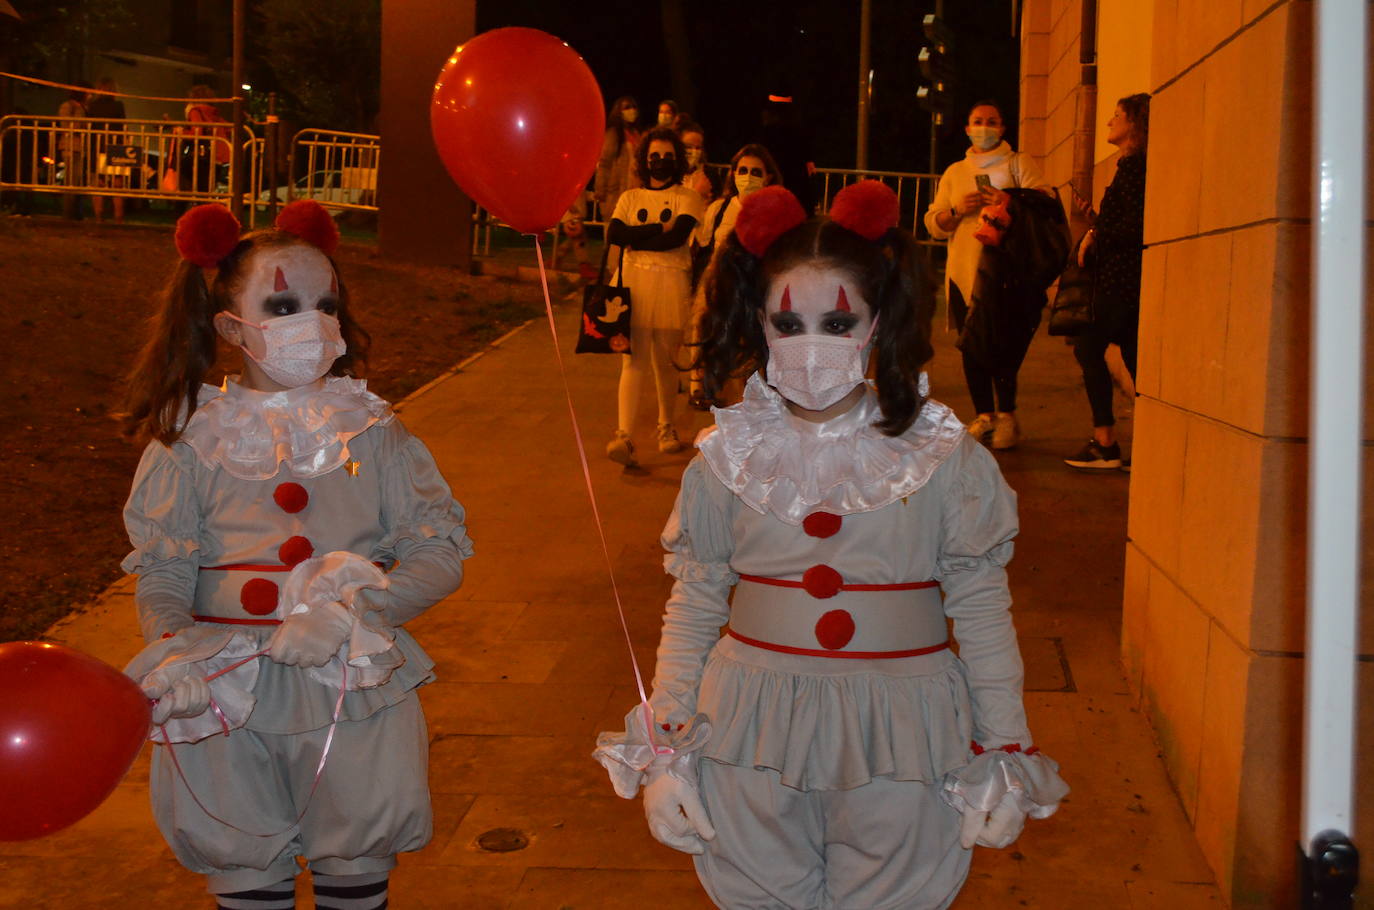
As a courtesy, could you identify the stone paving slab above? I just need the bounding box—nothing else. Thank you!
[9,282,1227,907]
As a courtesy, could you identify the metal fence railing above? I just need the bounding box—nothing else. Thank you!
[815,167,943,245]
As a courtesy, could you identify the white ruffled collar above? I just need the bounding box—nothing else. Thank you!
[696,373,966,525]
[181,376,394,481]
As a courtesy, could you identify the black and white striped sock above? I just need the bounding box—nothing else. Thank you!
[215,879,295,910]
[312,871,389,910]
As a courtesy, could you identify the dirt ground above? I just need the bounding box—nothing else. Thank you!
[0,216,548,641]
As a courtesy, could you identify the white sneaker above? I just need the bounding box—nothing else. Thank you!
[606,430,636,466]
[966,414,995,443]
[657,423,683,454]
[991,412,1020,450]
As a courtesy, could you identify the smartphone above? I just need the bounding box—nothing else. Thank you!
[974,174,993,192]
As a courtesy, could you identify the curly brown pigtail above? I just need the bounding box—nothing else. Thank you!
[119,259,223,445]
[693,233,770,402]
[870,228,933,436]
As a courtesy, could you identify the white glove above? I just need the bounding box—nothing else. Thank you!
[643,757,716,854]
[143,674,212,726]
[958,790,1028,849]
[267,601,353,667]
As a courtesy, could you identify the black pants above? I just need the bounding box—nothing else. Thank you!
[1073,303,1139,427]
[963,349,1025,415]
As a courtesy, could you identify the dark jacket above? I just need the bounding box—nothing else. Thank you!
[957,188,1070,367]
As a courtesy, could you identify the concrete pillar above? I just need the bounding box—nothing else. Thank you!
[379,0,475,268]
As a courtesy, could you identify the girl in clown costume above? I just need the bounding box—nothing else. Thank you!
[596,182,1067,908]
[120,201,470,910]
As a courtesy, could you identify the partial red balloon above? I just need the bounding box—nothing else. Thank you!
[0,641,150,841]
[431,27,605,234]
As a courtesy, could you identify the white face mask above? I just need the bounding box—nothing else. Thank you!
[765,316,879,411]
[685,147,704,169]
[968,125,1002,151]
[223,308,346,388]
[735,173,765,197]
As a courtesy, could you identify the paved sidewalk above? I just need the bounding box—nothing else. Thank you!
[3,283,1223,908]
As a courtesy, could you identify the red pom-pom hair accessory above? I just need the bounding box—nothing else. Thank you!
[274,200,340,257]
[174,204,241,268]
[734,186,808,258]
[828,180,900,240]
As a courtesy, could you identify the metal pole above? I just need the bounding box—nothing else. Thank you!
[856,0,871,170]
[1302,0,1367,904]
[266,92,279,221]
[230,0,244,222]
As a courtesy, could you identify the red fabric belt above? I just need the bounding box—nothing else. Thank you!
[191,615,282,626]
[726,628,951,660]
[737,574,939,592]
[199,562,386,572]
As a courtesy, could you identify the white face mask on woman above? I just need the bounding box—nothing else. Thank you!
[223,308,346,388]
[967,125,1002,151]
[766,316,878,411]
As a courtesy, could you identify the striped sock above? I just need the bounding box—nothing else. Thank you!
[215,879,295,910]
[312,872,389,910]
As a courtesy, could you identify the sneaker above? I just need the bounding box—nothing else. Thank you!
[966,414,995,444]
[1064,439,1123,471]
[606,430,637,466]
[991,412,1020,450]
[657,423,684,454]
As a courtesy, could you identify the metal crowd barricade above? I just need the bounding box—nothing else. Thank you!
[814,167,944,245]
[280,128,379,215]
[0,115,242,207]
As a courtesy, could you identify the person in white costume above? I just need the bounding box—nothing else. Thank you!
[118,201,471,910]
[605,126,704,465]
[597,182,1067,909]
[923,100,1051,451]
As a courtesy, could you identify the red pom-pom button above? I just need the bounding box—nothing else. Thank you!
[240,578,280,616]
[273,482,309,514]
[802,511,842,539]
[814,610,856,650]
[801,564,843,599]
[278,536,314,567]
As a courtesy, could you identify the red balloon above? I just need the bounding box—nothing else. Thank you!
[0,641,150,841]
[431,27,605,234]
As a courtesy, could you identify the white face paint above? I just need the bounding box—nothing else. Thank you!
[214,244,345,390]
[761,263,877,412]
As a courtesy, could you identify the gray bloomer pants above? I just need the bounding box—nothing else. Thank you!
[693,760,971,910]
[151,692,431,894]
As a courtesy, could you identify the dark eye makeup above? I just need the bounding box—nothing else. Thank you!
[736,166,764,178]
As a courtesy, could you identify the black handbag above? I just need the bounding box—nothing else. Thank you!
[1047,237,1095,337]
[576,244,632,354]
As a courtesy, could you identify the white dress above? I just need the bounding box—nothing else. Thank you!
[597,374,1067,908]
[121,376,471,894]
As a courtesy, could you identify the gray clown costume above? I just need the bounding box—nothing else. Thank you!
[597,373,1068,909]
[122,376,471,894]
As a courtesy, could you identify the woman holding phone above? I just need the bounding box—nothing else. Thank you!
[924,100,1052,449]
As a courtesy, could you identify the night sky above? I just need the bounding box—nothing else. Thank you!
[476,0,1022,175]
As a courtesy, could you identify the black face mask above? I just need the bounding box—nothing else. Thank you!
[648,157,676,181]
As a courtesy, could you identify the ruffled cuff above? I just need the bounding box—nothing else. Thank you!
[937,538,1015,575]
[378,510,475,559]
[593,705,713,799]
[941,744,1069,819]
[284,552,404,690]
[124,626,261,744]
[663,552,738,585]
[120,536,200,575]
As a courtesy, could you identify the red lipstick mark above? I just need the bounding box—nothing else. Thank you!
[836,285,851,312]
[780,286,792,311]
[274,267,289,292]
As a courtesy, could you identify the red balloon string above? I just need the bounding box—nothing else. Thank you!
[156,657,349,837]
[531,237,669,757]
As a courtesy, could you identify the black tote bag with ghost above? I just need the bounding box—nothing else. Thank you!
[576,244,632,354]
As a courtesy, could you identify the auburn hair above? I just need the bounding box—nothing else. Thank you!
[119,231,369,446]
[695,216,933,436]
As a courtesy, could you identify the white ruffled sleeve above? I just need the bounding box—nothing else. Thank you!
[121,441,203,642]
[592,456,736,797]
[935,436,1068,817]
[361,421,473,627]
